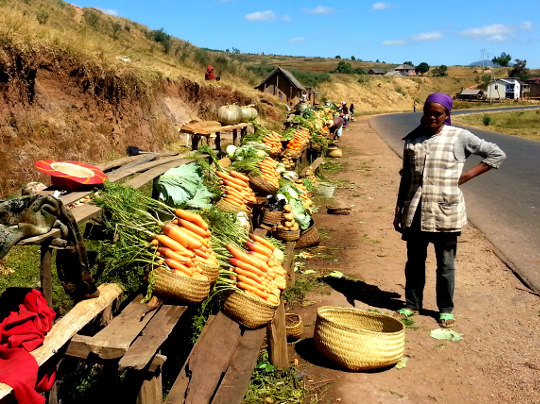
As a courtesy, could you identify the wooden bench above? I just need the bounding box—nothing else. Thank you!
[179,122,251,151]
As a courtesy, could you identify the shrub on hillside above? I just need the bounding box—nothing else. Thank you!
[36,10,49,24]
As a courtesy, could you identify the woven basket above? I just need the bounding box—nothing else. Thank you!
[196,260,220,283]
[223,290,278,329]
[314,307,405,371]
[327,148,342,158]
[151,266,211,304]
[274,228,301,242]
[262,209,283,226]
[327,206,352,215]
[295,224,321,249]
[216,199,250,214]
[286,313,303,340]
[248,172,279,195]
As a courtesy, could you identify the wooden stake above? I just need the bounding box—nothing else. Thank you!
[267,299,288,370]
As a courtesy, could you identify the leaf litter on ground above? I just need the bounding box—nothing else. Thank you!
[430,328,463,341]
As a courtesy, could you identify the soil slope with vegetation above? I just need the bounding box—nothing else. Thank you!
[1,0,538,197]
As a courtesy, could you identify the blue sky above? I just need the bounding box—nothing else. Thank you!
[73,0,540,68]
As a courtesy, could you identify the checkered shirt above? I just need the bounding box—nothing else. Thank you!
[399,125,506,232]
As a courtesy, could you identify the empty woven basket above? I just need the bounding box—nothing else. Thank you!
[223,290,278,329]
[314,306,405,371]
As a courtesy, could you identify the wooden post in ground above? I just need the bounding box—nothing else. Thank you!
[232,128,238,146]
[40,240,53,307]
[136,370,162,404]
[282,242,296,287]
[215,132,221,151]
[267,299,288,370]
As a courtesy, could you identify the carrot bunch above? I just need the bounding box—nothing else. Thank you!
[152,209,218,280]
[262,131,283,154]
[258,157,280,188]
[216,170,257,208]
[226,234,287,306]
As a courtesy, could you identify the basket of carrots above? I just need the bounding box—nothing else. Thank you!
[222,235,287,329]
[248,157,280,195]
[216,169,256,214]
[149,209,218,303]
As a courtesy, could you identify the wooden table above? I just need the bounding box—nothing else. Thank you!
[179,121,251,151]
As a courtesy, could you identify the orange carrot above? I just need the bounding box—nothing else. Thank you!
[193,248,210,259]
[236,275,268,291]
[175,209,208,230]
[246,241,273,257]
[227,244,267,271]
[158,247,194,266]
[229,170,250,182]
[237,282,269,299]
[170,225,203,249]
[178,218,207,238]
[249,234,275,251]
[165,259,194,277]
[233,267,263,283]
[229,258,266,277]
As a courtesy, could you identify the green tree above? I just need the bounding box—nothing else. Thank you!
[354,68,366,75]
[403,61,413,66]
[432,65,448,76]
[376,59,380,63]
[335,55,341,59]
[335,61,353,74]
[509,59,528,79]
[492,52,512,67]
[415,62,430,75]
[351,56,356,61]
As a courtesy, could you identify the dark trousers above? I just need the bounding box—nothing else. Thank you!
[404,236,456,313]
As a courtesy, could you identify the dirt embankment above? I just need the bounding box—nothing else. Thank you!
[0,47,270,197]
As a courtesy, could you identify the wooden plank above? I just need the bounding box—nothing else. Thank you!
[72,296,159,360]
[137,371,163,404]
[211,327,266,404]
[189,121,221,129]
[96,154,155,172]
[123,159,194,190]
[107,155,188,183]
[180,123,249,136]
[119,305,187,371]
[282,242,296,287]
[164,313,242,404]
[300,157,324,177]
[112,154,157,173]
[252,228,269,237]
[164,314,216,403]
[267,300,288,370]
[0,283,123,400]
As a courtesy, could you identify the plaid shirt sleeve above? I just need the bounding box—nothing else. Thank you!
[455,130,506,169]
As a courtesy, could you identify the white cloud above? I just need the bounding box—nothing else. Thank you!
[102,9,118,16]
[282,14,292,22]
[520,21,533,30]
[487,34,506,42]
[288,37,305,44]
[245,10,276,21]
[304,6,334,15]
[372,2,392,10]
[382,31,443,46]
[411,31,443,41]
[382,39,406,46]
[459,24,513,37]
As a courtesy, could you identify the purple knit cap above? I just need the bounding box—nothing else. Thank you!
[425,92,452,125]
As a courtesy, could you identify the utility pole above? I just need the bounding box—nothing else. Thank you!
[480,48,487,68]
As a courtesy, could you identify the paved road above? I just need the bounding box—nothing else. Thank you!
[369,106,540,292]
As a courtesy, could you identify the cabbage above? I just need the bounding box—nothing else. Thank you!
[156,163,213,209]
[226,145,237,158]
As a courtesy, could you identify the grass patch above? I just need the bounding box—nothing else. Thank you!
[321,160,348,174]
[363,234,381,244]
[453,109,540,141]
[282,272,331,308]
[243,350,307,404]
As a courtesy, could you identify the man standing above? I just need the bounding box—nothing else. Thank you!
[329,113,344,140]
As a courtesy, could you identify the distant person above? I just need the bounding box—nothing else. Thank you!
[341,102,349,128]
[205,65,216,80]
[216,76,221,82]
[329,113,345,140]
[349,103,355,121]
[392,92,506,328]
[413,100,418,112]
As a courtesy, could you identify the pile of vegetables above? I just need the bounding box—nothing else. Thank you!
[216,169,257,209]
[277,204,300,232]
[257,157,280,188]
[261,131,283,154]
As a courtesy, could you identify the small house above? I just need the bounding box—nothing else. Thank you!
[368,68,386,76]
[384,71,402,77]
[458,89,485,100]
[394,64,416,76]
[486,78,524,100]
[255,67,309,104]
[525,77,540,98]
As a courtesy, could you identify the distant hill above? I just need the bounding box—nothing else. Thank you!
[469,59,514,67]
